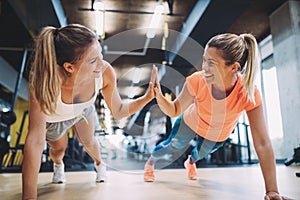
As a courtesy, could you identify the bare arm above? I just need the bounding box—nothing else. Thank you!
[22,91,47,200]
[101,62,155,119]
[154,80,194,118]
[246,105,280,197]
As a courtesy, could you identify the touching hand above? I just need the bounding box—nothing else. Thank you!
[151,65,163,98]
[264,192,294,200]
[150,65,158,87]
[146,65,158,99]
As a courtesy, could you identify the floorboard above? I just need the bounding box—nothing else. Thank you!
[1,165,299,200]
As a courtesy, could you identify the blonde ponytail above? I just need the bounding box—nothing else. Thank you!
[29,27,62,114]
[240,34,260,103]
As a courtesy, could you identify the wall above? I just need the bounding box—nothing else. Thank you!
[270,0,300,158]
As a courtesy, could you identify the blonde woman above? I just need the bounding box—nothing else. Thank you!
[145,33,289,200]
[22,24,155,200]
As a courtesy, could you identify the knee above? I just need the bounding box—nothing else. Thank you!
[152,138,186,153]
[80,137,97,148]
[191,148,210,161]
[50,146,66,154]
[170,138,186,150]
[153,141,168,152]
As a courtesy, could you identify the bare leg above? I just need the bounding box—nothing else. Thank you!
[48,133,68,164]
[73,115,102,165]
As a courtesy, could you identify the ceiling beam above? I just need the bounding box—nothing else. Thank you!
[0,56,29,101]
[8,0,67,37]
[170,0,252,68]
[168,0,211,64]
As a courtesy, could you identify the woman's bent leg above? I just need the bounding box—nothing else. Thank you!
[73,114,106,182]
[48,133,68,164]
[150,115,195,163]
[48,133,68,183]
[144,115,196,181]
[190,137,226,163]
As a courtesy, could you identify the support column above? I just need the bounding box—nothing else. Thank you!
[269,0,300,158]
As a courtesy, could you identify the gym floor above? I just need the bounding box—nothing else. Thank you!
[1,164,299,200]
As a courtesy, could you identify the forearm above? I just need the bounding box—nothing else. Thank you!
[156,93,178,117]
[255,142,279,193]
[22,140,45,200]
[114,92,153,119]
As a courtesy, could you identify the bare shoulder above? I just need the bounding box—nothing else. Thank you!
[102,60,116,88]
[102,60,115,74]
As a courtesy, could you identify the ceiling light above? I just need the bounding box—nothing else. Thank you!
[94,1,105,39]
[146,4,164,39]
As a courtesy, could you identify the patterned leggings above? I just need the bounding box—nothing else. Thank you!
[151,115,225,163]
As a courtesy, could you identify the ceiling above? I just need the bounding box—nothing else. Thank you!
[0,0,288,134]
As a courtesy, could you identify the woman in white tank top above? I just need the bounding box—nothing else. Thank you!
[22,24,156,200]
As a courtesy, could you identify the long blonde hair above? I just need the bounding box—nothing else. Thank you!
[29,24,98,114]
[207,33,259,103]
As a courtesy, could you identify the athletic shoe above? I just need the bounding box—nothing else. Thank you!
[94,162,106,183]
[184,155,199,180]
[144,163,155,182]
[52,162,66,183]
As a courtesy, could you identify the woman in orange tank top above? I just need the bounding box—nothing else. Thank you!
[145,33,289,200]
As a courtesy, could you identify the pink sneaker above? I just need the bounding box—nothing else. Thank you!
[184,155,199,180]
[144,163,155,182]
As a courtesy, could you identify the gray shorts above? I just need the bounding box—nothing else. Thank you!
[46,106,95,142]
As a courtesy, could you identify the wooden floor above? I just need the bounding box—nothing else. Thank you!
[1,165,299,200]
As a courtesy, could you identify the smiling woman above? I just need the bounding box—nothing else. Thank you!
[22,23,156,200]
[143,32,291,200]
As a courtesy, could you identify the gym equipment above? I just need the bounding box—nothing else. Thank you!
[0,138,9,172]
[1,110,27,172]
[0,110,17,172]
[284,146,300,166]
[0,48,27,172]
[0,110,16,127]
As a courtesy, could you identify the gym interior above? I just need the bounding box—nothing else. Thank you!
[0,0,299,199]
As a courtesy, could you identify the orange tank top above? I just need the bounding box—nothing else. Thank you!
[183,71,262,142]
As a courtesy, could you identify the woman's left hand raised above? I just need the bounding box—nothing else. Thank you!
[146,65,158,99]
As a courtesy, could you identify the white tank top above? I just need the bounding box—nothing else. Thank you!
[45,76,102,123]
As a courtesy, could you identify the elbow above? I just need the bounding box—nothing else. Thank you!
[112,114,124,120]
[25,137,45,149]
[110,110,127,120]
[168,112,179,118]
[24,131,46,150]
[24,139,45,156]
[162,111,180,118]
[168,105,182,118]
[254,140,274,155]
[110,104,133,120]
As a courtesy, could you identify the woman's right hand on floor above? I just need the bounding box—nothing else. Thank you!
[264,192,294,200]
